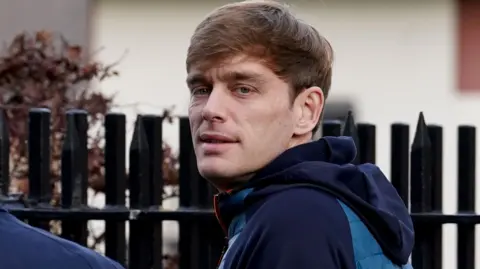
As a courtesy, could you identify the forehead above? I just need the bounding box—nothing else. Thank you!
[186,55,275,85]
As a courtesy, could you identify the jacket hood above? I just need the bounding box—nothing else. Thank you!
[215,136,414,265]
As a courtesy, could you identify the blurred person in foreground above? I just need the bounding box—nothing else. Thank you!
[186,0,414,268]
[0,206,125,269]
[0,198,125,264]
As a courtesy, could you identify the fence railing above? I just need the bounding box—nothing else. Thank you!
[0,108,477,269]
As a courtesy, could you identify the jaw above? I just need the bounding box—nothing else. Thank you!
[288,133,314,149]
[197,154,254,190]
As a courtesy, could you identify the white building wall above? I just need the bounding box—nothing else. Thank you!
[92,0,480,267]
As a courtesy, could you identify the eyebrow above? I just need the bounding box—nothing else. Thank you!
[222,70,264,82]
[186,70,264,88]
[186,73,208,88]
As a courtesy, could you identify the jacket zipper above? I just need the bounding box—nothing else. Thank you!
[216,236,230,268]
[214,194,230,268]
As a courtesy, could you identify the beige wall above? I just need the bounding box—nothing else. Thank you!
[0,0,91,49]
[92,0,480,267]
[91,0,463,176]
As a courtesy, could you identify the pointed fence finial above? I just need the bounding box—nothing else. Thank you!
[341,111,360,164]
[128,115,153,268]
[129,115,150,208]
[410,111,432,216]
[412,112,431,149]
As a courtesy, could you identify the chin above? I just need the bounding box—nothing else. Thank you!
[197,159,248,189]
[198,164,234,180]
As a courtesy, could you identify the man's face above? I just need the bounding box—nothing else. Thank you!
[187,55,296,190]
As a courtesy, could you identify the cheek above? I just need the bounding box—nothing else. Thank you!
[268,99,294,121]
[188,97,205,115]
[188,106,203,129]
[188,98,202,111]
[270,105,296,135]
[247,103,294,135]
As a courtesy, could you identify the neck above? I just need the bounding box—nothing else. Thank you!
[214,134,313,193]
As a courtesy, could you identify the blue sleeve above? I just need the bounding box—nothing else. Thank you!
[91,256,125,269]
[85,251,125,269]
[0,211,126,269]
[238,188,356,269]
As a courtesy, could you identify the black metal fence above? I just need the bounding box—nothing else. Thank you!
[0,108,476,269]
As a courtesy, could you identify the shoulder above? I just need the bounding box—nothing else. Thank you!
[248,187,351,233]
[0,211,123,269]
[234,187,357,268]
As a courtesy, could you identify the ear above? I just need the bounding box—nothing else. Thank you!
[293,86,324,136]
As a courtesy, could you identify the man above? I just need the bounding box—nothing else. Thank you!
[0,206,124,268]
[186,1,414,268]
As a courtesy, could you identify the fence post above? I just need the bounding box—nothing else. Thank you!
[0,108,9,196]
[179,117,206,269]
[457,125,475,269]
[60,109,88,244]
[192,129,221,269]
[128,115,153,269]
[142,115,164,269]
[28,108,52,230]
[391,123,410,207]
[72,110,89,206]
[357,123,376,164]
[410,112,433,269]
[427,125,443,269]
[104,113,127,266]
[322,120,342,137]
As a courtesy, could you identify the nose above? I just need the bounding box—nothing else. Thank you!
[201,88,227,123]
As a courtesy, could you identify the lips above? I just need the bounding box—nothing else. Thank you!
[199,133,237,144]
[202,139,225,143]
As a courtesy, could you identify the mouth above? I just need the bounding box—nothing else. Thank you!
[201,139,231,144]
[198,133,238,144]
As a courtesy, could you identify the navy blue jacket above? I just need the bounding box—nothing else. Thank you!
[0,208,124,269]
[215,136,414,268]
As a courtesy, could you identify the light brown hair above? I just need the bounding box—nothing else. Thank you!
[186,0,334,133]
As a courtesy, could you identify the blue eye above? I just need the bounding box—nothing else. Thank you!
[235,87,252,95]
[192,88,211,95]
